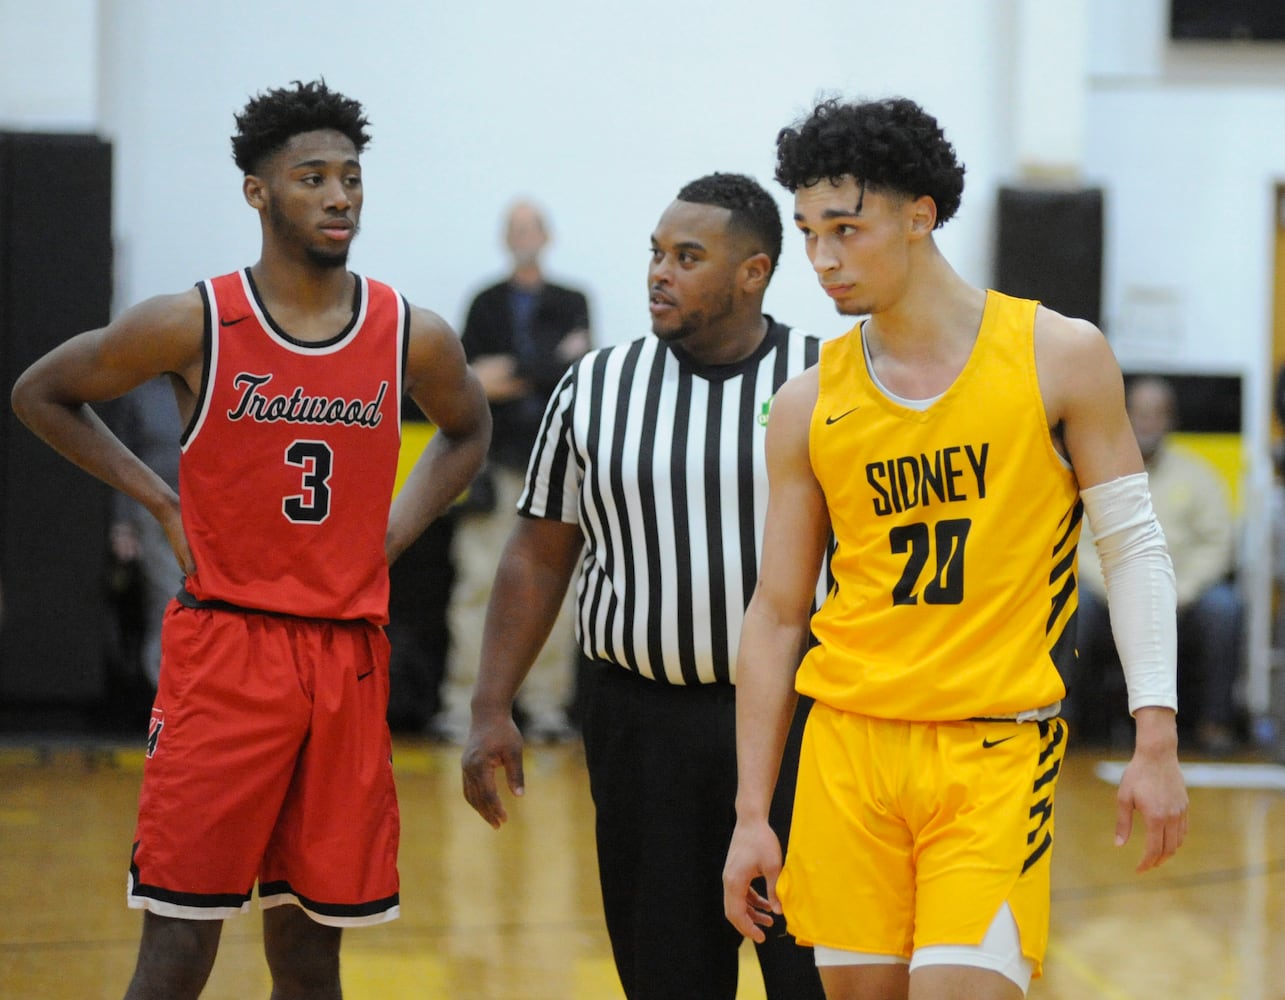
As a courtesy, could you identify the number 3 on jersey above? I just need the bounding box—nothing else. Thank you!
[283,440,333,523]
[889,517,971,605]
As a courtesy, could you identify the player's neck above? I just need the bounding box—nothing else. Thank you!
[250,256,354,313]
[248,257,356,342]
[859,259,986,399]
[863,257,983,361]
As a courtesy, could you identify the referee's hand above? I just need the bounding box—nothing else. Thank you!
[461,712,526,829]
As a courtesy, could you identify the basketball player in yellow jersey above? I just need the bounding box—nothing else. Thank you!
[723,97,1189,1000]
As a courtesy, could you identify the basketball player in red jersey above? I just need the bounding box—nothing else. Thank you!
[11,80,490,1000]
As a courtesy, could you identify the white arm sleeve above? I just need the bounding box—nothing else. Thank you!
[1080,473,1178,714]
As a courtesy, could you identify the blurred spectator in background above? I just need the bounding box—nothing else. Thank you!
[92,379,182,730]
[431,200,591,744]
[1074,376,1243,753]
[110,377,183,686]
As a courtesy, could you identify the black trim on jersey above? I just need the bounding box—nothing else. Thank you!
[258,879,399,918]
[242,267,363,349]
[181,282,216,448]
[1049,609,1079,680]
[1048,499,1082,679]
[1050,546,1077,589]
[1052,499,1084,560]
[1047,570,1076,632]
[399,293,411,387]
[665,315,783,381]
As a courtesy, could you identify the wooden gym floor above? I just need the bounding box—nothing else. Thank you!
[2,738,1283,999]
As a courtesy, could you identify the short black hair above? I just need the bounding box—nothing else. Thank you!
[675,172,783,276]
[775,97,965,227]
[231,79,371,175]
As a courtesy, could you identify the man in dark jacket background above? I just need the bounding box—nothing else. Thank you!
[432,200,591,743]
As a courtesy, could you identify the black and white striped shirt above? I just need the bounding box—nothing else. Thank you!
[520,318,824,685]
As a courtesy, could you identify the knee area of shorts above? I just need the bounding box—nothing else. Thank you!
[813,903,1033,996]
[909,903,1033,995]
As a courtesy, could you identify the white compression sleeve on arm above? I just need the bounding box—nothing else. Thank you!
[1080,473,1178,714]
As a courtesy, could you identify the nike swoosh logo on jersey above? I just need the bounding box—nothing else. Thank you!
[220,315,249,327]
[357,669,374,681]
[981,735,1017,749]
[825,406,859,425]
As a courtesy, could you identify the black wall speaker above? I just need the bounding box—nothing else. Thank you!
[0,132,113,705]
[1170,0,1285,41]
[995,186,1103,329]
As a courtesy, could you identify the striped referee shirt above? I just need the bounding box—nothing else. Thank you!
[519,317,824,685]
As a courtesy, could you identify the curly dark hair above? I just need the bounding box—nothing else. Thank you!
[676,172,783,276]
[775,97,965,228]
[231,79,371,175]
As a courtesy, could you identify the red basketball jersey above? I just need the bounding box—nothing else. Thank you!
[179,269,405,623]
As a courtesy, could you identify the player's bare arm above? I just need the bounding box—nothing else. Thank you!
[462,516,583,829]
[11,290,205,573]
[1034,305,1188,871]
[724,368,829,940]
[387,305,491,565]
[1034,306,1144,489]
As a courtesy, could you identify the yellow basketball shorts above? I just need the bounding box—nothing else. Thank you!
[778,705,1066,977]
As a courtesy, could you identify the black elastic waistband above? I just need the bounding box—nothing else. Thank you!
[175,585,361,625]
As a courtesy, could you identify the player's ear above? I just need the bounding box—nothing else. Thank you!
[907,195,936,238]
[243,174,267,210]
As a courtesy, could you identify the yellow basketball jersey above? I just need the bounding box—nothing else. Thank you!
[799,291,1080,720]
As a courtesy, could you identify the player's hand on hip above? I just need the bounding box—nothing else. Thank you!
[157,501,196,576]
[461,712,525,829]
[722,819,784,942]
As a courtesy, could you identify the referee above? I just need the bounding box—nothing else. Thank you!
[462,173,826,1000]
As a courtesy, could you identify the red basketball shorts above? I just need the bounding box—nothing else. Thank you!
[128,601,399,926]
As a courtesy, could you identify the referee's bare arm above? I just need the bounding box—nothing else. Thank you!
[462,516,583,828]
